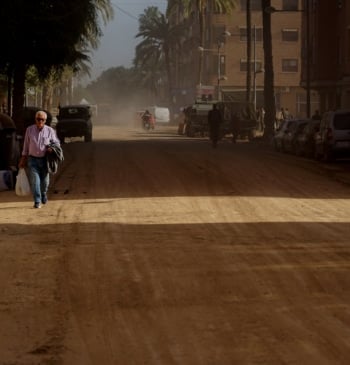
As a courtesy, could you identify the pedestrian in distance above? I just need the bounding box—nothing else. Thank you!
[282,107,290,120]
[208,103,223,148]
[231,111,240,143]
[312,110,322,120]
[18,110,60,209]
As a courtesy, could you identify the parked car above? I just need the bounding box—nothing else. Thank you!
[0,113,21,173]
[282,119,309,154]
[56,104,93,143]
[18,106,52,125]
[147,106,170,124]
[184,102,212,137]
[273,119,301,152]
[295,119,321,157]
[217,101,264,141]
[314,109,350,161]
[14,106,53,137]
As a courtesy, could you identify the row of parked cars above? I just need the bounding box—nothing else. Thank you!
[273,109,350,161]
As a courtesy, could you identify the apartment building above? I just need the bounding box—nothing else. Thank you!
[306,0,350,112]
[170,0,315,118]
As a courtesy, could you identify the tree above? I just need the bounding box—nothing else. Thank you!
[134,6,186,103]
[167,0,236,86]
[261,0,276,139]
[87,66,144,104]
[0,0,113,131]
[246,0,252,103]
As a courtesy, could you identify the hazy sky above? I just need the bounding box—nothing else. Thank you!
[89,0,168,80]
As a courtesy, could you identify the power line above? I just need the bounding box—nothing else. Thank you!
[111,1,167,21]
[113,4,139,20]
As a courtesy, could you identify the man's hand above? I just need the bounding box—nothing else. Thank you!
[18,156,27,169]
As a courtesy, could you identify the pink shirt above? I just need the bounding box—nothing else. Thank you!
[22,124,60,157]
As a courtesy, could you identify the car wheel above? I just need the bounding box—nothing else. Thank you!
[323,148,334,162]
[281,142,286,153]
[295,144,302,156]
[58,134,65,144]
[248,130,256,142]
[186,126,195,138]
[85,131,92,142]
[314,146,321,160]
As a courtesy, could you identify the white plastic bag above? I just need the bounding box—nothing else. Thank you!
[15,168,31,196]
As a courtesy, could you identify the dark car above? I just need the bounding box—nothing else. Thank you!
[56,105,93,143]
[295,119,320,157]
[282,119,309,154]
[217,101,264,141]
[14,106,53,136]
[273,119,300,152]
[314,109,350,161]
[0,113,21,173]
[184,102,212,137]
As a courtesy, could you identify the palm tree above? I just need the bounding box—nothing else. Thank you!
[0,0,113,130]
[246,0,252,103]
[134,6,186,102]
[261,0,276,139]
[167,0,236,86]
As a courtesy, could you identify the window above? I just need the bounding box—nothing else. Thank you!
[240,0,262,11]
[282,0,299,11]
[282,29,299,42]
[239,27,263,42]
[282,59,298,72]
[240,59,263,72]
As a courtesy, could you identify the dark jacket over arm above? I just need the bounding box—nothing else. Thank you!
[47,143,64,174]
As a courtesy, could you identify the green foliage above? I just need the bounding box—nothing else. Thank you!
[86,66,148,104]
[0,1,113,77]
[167,0,236,17]
[134,6,188,101]
[0,0,113,118]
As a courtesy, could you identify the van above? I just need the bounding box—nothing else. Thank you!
[148,106,170,124]
[314,110,350,161]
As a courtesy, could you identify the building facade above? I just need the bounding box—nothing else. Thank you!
[170,0,318,118]
[305,0,350,112]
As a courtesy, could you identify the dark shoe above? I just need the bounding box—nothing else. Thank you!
[41,195,48,204]
[34,202,42,209]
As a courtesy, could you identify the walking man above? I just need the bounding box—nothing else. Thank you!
[208,103,223,148]
[19,110,60,208]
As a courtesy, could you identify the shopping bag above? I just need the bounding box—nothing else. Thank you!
[15,168,31,196]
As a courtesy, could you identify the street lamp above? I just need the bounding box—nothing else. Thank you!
[252,24,265,111]
[224,27,263,108]
[198,41,228,101]
[265,3,310,118]
[254,69,265,111]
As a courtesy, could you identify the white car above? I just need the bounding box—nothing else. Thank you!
[147,106,170,124]
[314,110,350,161]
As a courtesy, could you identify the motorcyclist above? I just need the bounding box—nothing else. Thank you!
[141,110,155,130]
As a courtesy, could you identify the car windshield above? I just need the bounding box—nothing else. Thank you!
[334,113,350,130]
[59,107,91,119]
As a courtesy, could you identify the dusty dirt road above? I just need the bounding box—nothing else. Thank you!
[1,124,350,365]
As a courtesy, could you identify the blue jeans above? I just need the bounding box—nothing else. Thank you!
[28,156,49,204]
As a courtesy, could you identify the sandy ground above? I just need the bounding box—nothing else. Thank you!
[1,123,350,365]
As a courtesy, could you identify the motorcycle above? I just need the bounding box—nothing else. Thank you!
[141,112,154,131]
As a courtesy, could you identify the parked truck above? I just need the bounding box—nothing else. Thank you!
[183,101,264,141]
[217,101,265,141]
